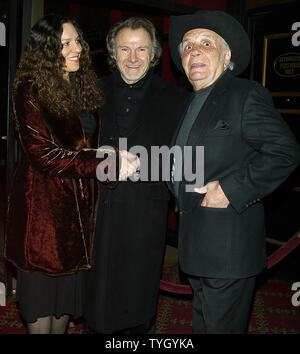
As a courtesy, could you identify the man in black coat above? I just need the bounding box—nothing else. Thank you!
[84,17,190,334]
[167,10,300,333]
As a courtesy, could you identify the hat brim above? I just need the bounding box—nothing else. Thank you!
[169,10,251,76]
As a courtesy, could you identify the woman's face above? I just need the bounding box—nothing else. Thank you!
[61,22,82,76]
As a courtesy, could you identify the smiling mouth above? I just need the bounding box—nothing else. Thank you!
[68,56,80,62]
[126,65,141,69]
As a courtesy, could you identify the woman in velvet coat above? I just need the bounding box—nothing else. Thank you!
[4,14,134,334]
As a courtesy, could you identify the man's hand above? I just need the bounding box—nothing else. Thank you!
[119,150,140,181]
[194,180,229,208]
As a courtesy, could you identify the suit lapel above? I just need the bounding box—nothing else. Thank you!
[178,71,232,206]
[187,71,232,146]
[167,95,192,198]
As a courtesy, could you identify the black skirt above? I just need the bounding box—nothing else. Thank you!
[17,270,85,323]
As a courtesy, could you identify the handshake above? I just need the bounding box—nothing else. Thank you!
[119,150,140,181]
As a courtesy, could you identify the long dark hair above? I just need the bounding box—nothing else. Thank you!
[14,14,103,117]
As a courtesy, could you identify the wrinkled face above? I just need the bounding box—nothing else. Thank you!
[181,28,231,90]
[61,22,82,77]
[114,27,154,84]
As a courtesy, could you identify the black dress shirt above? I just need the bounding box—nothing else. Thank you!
[114,70,152,137]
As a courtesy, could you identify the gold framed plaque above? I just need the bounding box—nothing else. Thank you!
[262,33,300,114]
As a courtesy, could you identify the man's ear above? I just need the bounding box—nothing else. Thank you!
[224,49,231,68]
[112,48,117,61]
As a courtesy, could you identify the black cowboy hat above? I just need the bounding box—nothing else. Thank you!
[169,10,251,76]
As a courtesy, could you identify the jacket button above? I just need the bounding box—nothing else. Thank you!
[179,210,184,215]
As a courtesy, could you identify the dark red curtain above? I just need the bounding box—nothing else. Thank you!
[173,0,226,11]
[69,3,80,22]
[110,10,123,26]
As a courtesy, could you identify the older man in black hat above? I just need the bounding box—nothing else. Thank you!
[168,10,300,333]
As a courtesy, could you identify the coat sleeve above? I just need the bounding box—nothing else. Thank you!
[14,88,119,181]
[220,83,300,214]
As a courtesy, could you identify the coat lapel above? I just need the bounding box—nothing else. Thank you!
[100,75,120,145]
[42,107,86,152]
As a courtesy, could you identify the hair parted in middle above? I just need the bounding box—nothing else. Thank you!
[106,17,162,69]
[14,13,103,118]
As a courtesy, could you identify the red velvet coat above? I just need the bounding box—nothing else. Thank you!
[5,84,112,275]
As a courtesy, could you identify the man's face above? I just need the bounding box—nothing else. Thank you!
[181,28,231,90]
[114,27,154,84]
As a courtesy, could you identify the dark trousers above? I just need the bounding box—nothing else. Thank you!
[188,275,256,334]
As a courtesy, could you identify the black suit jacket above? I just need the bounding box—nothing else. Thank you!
[169,70,300,279]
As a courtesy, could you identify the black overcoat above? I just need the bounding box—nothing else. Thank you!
[85,71,190,333]
[168,70,300,279]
